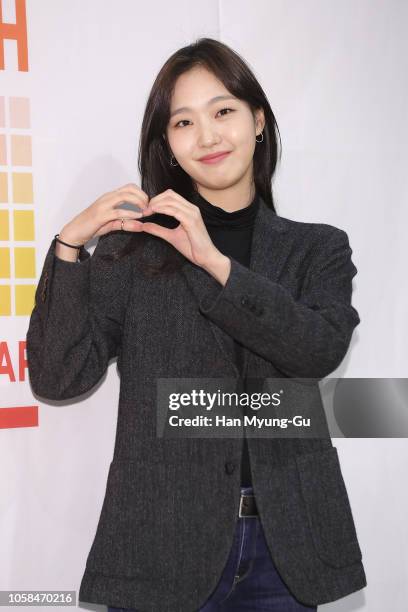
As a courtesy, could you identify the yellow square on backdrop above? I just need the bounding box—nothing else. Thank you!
[0,285,11,315]
[12,172,33,204]
[11,135,32,166]
[15,247,35,278]
[0,247,10,277]
[0,172,8,202]
[15,284,36,315]
[14,210,34,240]
[0,210,9,240]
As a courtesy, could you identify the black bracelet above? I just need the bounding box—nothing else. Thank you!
[54,234,85,250]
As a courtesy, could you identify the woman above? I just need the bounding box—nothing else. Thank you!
[26,38,367,611]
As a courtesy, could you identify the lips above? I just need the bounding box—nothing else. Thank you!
[198,151,231,164]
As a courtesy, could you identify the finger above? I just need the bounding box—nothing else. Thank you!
[141,222,175,243]
[113,187,150,210]
[115,210,145,223]
[95,218,145,236]
[148,189,186,207]
[98,208,143,230]
[115,218,145,232]
[111,191,149,212]
[116,183,149,202]
[149,188,175,199]
[144,202,195,223]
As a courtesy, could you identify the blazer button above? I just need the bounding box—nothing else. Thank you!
[241,296,249,307]
[225,462,235,475]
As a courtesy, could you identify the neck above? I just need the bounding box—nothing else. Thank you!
[194,182,256,213]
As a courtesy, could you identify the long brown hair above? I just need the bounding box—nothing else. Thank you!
[100,37,282,276]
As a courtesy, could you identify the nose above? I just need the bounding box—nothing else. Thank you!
[197,120,221,147]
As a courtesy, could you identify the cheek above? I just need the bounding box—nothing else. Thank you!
[171,134,195,159]
[228,129,256,163]
[229,123,254,145]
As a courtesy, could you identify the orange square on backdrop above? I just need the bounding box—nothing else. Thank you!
[0,97,5,127]
[12,173,33,203]
[9,97,30,129]
[0,173,8,202]
[0,134,6,165]
[11,135,32,166]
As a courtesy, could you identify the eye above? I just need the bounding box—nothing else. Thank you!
[217,107,235,117]
[174,107,236,128]
[174,119,190,128]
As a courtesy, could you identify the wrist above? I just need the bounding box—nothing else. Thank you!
[58,228,83,247]
[202,251,231,286]
[55,231,82,263]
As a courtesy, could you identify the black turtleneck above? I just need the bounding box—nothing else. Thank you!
[190,189,260,487]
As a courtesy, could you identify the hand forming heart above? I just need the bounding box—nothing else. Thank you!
[141,189,219,268]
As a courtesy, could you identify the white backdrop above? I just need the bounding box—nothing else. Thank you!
[1,0,407,610]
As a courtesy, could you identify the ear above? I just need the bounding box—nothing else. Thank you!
[254,107,266,136]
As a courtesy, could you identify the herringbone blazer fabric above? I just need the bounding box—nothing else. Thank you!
[26,197,367,611]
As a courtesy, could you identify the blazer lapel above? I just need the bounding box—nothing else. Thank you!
[180,196,292,378]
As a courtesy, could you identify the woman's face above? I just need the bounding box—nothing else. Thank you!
[165,66,264,193]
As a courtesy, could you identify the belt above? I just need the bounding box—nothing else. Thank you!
[238,493,258,518]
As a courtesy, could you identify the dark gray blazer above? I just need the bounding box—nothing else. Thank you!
[26,197,367,611]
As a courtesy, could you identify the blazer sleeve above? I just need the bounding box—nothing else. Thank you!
[26,231,133,400]
[194,228,360,379]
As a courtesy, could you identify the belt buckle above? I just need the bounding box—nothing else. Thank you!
[239,493,256,518]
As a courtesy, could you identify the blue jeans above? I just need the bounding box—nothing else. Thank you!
[108,485,317,611]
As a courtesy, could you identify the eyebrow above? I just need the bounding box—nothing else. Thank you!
[169,95,238,119]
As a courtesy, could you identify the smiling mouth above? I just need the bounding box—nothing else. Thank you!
[198,152,231,164]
